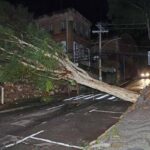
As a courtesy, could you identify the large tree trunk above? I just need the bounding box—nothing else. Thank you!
[59,57,139,103]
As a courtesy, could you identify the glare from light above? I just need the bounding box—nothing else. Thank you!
[146,72,150,77]
[145,79,150,86]
[141,79,150,87]
[141,73,145,77]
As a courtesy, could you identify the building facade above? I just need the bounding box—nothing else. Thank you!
[37,8,92,65]
[91,34,138,83]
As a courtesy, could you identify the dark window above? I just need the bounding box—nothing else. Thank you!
[60,21,66,31]
[49,23,53,33]
[73,22,77,32]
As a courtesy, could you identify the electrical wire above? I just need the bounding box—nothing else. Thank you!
[108,27,147,30]
[104,23,146,26]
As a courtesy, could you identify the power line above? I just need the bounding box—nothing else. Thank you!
[101,23,147,30]
[115,43,150,49]
[96,51,148,56]
[101,51,147,56]
[105,23,146,26]
[107,27,147,30]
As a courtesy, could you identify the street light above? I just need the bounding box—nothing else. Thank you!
[92,23,108,80]
[102,37,121,47]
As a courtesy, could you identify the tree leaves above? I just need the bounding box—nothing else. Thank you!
[46,80,53,92]
[0,1,63,92]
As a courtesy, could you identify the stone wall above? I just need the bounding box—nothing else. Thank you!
[0,82,79,104]
[2,82,42,103]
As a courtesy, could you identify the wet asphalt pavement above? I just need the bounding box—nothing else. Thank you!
[0,92,132,150]
[125,78,150,93]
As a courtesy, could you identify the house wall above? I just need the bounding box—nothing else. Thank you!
[91,34,138,83]
[37,8,92,63]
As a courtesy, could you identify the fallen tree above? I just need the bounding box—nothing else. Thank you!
[0,24,139,103]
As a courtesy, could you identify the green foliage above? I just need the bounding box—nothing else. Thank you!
[41,96,53,103]
[0,60,26,82]
[0,0,33,30]
[0,23,63,91]
[32,76,54,92]
[46,80,53,92]
[68,79,77,86]
[0,1,66,92]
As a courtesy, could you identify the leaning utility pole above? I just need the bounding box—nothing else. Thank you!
[92,23,108,80]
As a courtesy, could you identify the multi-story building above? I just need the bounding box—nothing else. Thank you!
[37,8,92,65]
[91,34,138,83]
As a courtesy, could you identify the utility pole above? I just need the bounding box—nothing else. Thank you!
[92,23,108,80]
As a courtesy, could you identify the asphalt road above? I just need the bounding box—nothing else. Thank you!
[1,78,148,150]
[0,92,131,150]
[125,78,150,93]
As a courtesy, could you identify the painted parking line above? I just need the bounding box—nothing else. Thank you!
[4,130,83,150]
[4,130,44,148]
[89,109,123,114]
[30,136,84,150]
[95,94,109,100]
[84,94,102,100]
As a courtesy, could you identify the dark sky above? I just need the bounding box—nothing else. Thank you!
[6,0,108,23]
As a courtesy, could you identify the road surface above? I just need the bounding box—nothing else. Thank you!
[0,92,131,150]
[125,78,150,93]
[1,78,149,150]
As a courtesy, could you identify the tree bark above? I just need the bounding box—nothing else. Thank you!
[60,57,139,103]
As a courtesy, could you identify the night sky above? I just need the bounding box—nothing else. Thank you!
[6,0,108,23]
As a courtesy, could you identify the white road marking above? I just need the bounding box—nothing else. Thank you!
[80,94,94,100]
[64,94,94,101]
[46,104,64,111]
[89,109,123,114]
[89,109,96,113]
[84,94,102,100]
[30,136,84,150]
[108,96,116,100]
[73,94,92,100]
[95,94,109,100]
[91,142,110,148]
[11,119,32,127]
[64,95,84,101]
[0,105,34,114]
[4,130,44,148]
[111,117,120,119]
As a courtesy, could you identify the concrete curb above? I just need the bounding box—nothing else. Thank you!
[0,105,37,114]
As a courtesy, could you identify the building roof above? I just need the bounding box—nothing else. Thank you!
[38,8,92,26]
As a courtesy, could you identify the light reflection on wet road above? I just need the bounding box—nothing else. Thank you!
[126,78,150,93]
